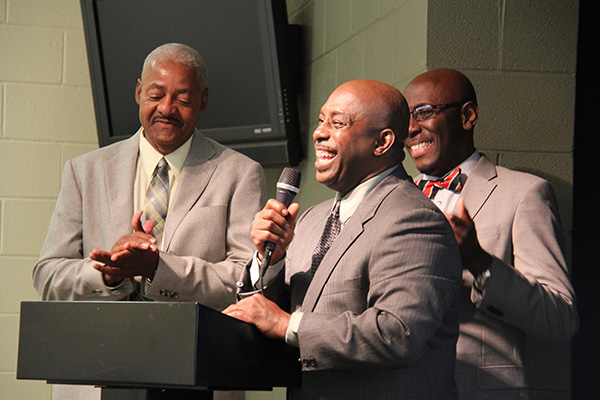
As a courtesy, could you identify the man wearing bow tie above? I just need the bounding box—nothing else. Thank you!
[404,68,578,399]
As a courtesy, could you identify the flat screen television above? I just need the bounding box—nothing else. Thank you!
[80,0,303,166]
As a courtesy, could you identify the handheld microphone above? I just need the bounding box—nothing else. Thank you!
[260,167,301,280]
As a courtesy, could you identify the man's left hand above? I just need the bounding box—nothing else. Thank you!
[223,294,291,340]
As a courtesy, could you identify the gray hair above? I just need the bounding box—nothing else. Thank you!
[141,43,207,89]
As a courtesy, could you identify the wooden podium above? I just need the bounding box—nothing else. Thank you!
[17,301,300,399]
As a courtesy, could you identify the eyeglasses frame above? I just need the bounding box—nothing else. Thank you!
[409,101,466,122]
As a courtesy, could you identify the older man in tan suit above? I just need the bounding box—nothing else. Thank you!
[34,43,264,400]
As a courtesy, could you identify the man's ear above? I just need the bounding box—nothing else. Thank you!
[461,101,478,131]
[374,128,395,156]
[135,79,142,105]
[198,87,209,114]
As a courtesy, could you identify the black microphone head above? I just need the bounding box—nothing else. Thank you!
[277,167,301,191]
[266,168,302,255]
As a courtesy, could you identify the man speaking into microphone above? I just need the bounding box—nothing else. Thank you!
[225,79,463,399]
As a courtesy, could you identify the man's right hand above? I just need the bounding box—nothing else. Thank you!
[444,197,493,277]
[251,199,300,265]
[89,210,159,285]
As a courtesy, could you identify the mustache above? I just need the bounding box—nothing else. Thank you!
[152,114,182,125]
[314,143,337,152]
[314,138,337,152]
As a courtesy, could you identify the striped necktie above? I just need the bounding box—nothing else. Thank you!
[415,167,462,199]
[143,157,170,243]
[311,200,341,274]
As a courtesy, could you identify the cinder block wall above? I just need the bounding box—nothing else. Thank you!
[0,0,97,398]
[0,0,577,399]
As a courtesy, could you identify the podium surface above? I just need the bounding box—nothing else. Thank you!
[17,301,300,392]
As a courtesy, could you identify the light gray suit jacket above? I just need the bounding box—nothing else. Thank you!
[278,166,462,399]
[440,155,578,399]
[34,129,266,310]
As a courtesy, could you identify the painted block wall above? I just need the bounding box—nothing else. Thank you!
[0,0,97,398]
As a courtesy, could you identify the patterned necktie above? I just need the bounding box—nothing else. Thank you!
[415,167,462,199]
[143,157,170,243]
[311,201,341,274]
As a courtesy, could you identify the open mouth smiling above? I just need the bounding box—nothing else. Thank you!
[315,148,337,167]
[409,140,432,157]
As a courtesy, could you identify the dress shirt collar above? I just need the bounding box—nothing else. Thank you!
[420,150,481,184]
[138,128,193,180]
[334,165,399,226]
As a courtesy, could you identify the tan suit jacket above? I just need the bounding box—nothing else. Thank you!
[34,129,266,310]
[273,166,462,399]
[443,155,578,399]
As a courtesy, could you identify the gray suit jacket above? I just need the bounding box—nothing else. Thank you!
[34,129,266,310]
[440,155,578,399]
[279,166,462,399]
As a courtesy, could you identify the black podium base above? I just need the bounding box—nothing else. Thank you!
[101,387,213,400]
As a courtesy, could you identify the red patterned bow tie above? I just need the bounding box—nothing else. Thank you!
[415,167,462,199]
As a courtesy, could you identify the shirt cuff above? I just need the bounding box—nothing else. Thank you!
[285,311,303,347]
[103,277,127,290]
[250,252,261,286]
[471,258,497,303]
[250,251,285,289]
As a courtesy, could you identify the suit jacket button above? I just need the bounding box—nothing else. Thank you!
[160,289,168,297]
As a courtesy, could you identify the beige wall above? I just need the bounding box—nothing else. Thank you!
[1,0,97,398]
[0,0,577,399]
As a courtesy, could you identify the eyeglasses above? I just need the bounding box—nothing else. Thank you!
[410,102,464,122]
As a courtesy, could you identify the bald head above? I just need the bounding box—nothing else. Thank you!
[333,79,410,148]
[406,69,477,107]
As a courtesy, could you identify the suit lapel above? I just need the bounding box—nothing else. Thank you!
[301,167,409,311]
[462,155,497,219]
[104,133,139,238]
[162,132,217,249]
